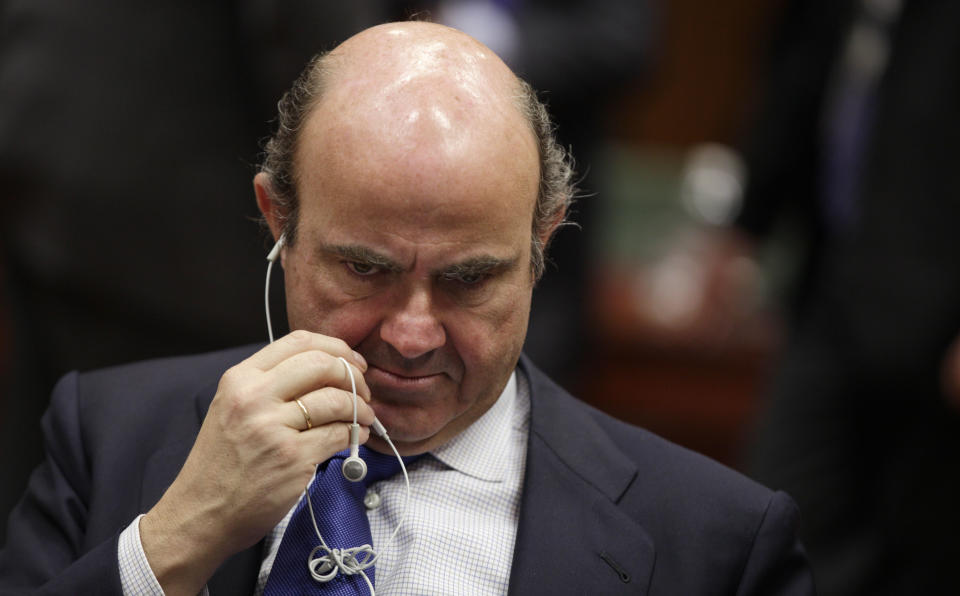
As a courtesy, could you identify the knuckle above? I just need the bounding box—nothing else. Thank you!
[308,349,334,370]
[313,423,351,454]
[298,351,338,380]
[317,387,351,420]
[358,402,376,422]
[217,393,251,425]
[329,337,351,355]
[355,374,371,395]
[219,365,245,391]
[216,377,272,426]
[287,329,313,346]
[338,362,360,390]
[231,383,261,409]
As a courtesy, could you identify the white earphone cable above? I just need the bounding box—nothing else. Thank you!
[263,236,411,595]
[265,257,277,344]
[301,358,412,596]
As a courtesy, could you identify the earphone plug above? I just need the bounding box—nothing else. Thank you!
[342,422,367,482]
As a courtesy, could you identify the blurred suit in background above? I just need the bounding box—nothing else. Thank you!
[736,0,960,593]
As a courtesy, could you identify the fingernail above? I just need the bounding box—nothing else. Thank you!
[353,351,367,370]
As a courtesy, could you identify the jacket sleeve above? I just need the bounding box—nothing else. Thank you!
[735,491,817,596]
[0,371,125,595]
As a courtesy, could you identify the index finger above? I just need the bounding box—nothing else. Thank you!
[244,330,367,372]
[268,349,372,403]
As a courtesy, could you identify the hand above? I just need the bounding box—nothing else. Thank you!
[139,330,375,595]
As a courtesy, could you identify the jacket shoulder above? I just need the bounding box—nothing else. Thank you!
[53,344,262,477]
[516,357,813,593]
[76,343,263,400]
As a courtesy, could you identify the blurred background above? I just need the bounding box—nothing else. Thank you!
[2,1,959,594]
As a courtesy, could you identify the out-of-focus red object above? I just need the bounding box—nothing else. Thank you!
[579,229,781,468]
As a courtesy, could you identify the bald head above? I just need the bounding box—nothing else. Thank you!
[258,21,574,279]
[326,21,521,114]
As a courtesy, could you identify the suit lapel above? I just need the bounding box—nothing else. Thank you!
[140,376,263,595]
[508,358,655,595]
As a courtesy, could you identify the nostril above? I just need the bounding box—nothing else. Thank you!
[380,315,446,360]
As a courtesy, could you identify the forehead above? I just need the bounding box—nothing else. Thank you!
[293,28,540,237]
[295,119,538,254]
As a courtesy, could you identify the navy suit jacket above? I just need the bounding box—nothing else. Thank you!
[0,346,814,594]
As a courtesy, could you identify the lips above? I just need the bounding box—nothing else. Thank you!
[367,364,446,389]
[365,364,456,410]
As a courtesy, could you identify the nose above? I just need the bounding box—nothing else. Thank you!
[379,287,446,360]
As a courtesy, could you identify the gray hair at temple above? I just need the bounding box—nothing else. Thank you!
[258,51,576,281]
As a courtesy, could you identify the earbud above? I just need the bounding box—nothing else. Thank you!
[267,233,286,262]
[342,416,390,482]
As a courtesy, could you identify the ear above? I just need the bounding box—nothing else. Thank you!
[254,172,284,243]
[537,205,567,251]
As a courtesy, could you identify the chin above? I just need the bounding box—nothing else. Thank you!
[371,401,447,445]
[367,427,437,457]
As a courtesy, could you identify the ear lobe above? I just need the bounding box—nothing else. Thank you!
[254,172,283,243]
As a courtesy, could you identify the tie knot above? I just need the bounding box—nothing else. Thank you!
[325,446,422,490]
[357,445,422,487]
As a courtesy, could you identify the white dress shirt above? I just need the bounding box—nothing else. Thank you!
[120,370,530,595]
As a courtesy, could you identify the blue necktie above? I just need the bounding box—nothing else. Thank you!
[264,446,413,595]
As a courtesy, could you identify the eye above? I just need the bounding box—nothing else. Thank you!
[457,273,485,285]
[443,271,488,286]
[345,261,378,276]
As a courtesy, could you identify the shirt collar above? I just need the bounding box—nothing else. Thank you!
[429,371,519,482]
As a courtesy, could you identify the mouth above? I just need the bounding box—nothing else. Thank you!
[365,364,450,398]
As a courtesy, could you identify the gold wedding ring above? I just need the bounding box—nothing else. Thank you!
[295,398,312,430]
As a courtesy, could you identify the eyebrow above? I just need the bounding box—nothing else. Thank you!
[324,244,516,277]
[438,256,516,278]
[325,244,404,272]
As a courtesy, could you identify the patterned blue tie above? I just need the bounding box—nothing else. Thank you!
[264,446,414,595]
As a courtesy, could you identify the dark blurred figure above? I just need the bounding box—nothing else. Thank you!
[428,0,655,389]
[0,0,390,537]
[717,0,960,593]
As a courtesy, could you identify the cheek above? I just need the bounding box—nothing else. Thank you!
[450,283,532,378]
[283,259,381,345]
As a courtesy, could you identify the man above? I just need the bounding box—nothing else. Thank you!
[0,22,814,595]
